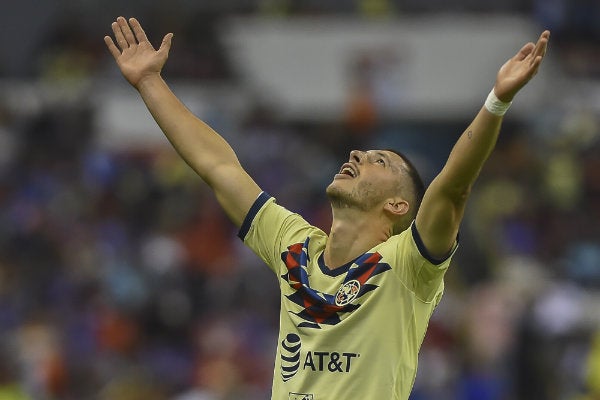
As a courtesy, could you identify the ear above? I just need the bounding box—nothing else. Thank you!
[383,198,409,217]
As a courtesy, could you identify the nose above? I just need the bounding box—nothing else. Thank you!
[349,150,364,164]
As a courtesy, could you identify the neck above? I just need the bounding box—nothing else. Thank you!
[323,206,391,270]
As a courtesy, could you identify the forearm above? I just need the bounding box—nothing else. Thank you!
[415,106,502,258]
[136,74,241,187]
[414,30,549,258]
[437,106,502,197]
[105,16,264,227]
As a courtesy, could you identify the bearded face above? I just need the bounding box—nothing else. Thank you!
[326,150,406,212]
[326,177,393,211]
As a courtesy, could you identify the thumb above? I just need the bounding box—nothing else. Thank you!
[158,33,173,55]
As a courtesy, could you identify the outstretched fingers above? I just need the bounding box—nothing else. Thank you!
[514,31,550,66]
[104,35,121,60]
[524,31,550,78]
[514,42,535,62]
[117,16,137,47]
[530,30,550,65]
[111,20,129,51]
[129,17,150,46]
[106,17,159,61]
[528,54,545,78]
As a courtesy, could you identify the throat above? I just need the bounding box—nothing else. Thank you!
[325,212,391,269]
[325,230,383,270]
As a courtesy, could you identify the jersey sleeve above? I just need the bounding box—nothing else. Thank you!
[389,221,458,303]
[237,192,318,274]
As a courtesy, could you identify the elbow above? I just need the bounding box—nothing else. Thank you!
[440,168,475,205]
[441,181,472,207]
[456,184,472,203]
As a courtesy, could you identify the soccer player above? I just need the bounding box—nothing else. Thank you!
[105,16,549,399]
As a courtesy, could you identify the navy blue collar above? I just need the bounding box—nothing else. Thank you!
[317,252,356,277]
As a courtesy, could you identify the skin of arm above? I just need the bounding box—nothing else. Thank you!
[105,17,261,227]
[415,30,550,259]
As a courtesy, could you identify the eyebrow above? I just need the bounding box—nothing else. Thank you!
[371,150,406,172]
[376,151,390,160]
[369,151,391,164]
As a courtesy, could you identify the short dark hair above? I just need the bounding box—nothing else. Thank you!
[385,149,425,233]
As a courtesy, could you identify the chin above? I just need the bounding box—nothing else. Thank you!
[325,183,338,200]
[325,182,346,205]
[326,180,346,199]
[326,183,364,210]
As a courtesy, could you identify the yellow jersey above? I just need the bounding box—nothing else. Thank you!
[239,193,456,400]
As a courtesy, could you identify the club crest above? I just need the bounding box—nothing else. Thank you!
[335,279,361,306]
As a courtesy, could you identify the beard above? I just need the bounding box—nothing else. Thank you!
[326,179,386,212]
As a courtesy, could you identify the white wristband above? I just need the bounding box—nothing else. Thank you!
[484,89,512,116]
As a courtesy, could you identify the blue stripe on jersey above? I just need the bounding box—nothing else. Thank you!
[238,191,272,240]
[411,222,455,265]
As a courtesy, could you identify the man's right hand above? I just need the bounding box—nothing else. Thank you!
[104,16,173,89]
[103,16,262,228]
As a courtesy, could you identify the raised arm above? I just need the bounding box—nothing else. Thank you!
[415,30,550,259]
[104,17,261,227]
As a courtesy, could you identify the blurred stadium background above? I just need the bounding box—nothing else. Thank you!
[0,1,599,399]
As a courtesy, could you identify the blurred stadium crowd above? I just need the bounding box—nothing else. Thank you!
[0,1,599,399]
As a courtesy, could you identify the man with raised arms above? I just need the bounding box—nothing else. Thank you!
[105,17,549,399]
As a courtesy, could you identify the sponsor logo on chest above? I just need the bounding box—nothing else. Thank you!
[280,333,360,382]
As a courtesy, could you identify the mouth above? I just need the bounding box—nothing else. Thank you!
[336,163,357,178]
